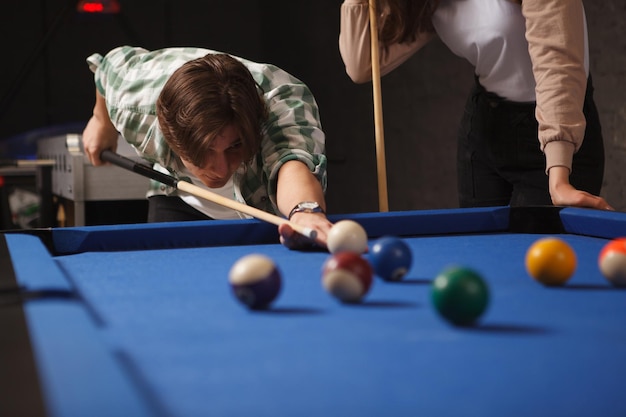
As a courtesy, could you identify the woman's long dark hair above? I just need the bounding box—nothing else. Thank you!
[378,0,440,47]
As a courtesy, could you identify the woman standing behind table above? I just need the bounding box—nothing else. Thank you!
[339,0,613,210]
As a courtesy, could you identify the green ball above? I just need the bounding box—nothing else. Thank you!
[431,266,489,326]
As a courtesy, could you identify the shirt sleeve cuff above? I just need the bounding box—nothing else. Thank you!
[86,53,103,73]
[543,140,575,174]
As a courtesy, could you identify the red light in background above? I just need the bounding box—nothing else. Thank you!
[76,0,120,14]
[81,3,104,12]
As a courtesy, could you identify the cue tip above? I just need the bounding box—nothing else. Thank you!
[302,227,318,240]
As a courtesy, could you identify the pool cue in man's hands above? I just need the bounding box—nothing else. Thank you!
[100,150,318,240]
[369,0,389,212]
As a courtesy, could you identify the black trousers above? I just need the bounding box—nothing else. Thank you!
[457,76,605,207]
[147,195,213,222]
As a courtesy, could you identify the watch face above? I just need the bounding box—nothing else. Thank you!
[300,202,319,210]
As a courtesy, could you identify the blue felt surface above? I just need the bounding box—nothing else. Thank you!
[49,206,511,254]
[6,234,72,291]
[561,207,626,239]
[50,233,626,417]
[49,218,280,255]
[24,303,154,417]
[5,234,153,417]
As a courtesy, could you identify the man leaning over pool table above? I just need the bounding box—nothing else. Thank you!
[81,45,332,249]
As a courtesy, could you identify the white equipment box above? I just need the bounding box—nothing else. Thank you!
[37,134,150,226]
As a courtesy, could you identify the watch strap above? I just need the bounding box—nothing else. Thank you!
[288,201,324,220]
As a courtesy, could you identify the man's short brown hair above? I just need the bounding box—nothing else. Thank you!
[156,53,268,167]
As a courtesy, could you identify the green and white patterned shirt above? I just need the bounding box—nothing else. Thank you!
[87,46,327,217]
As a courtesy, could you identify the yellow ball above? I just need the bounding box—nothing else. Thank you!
[525,237,577,286]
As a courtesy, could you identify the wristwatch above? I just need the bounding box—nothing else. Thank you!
[288,201,324,220]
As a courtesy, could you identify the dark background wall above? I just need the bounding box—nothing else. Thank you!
[1,0,624,214]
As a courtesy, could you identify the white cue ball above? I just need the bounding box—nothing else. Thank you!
[327,220,368,254]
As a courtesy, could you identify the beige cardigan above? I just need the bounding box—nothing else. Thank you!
[339,0,589,174]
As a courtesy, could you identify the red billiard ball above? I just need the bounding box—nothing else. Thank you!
[598,237,626,287]
[228,254,282,309]
[327,220,368,255]
[431,266,489,326]
[369,236,412,281]
[322,252,373,303]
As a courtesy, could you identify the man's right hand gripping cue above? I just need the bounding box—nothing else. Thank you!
[82,91,119,167]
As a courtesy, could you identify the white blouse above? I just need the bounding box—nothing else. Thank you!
[432,0,589,102]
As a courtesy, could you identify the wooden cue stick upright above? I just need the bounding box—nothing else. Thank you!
[99,150,317,240]
[368,0,389,212]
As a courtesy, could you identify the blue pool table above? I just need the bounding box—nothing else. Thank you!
[2,206,626,417]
